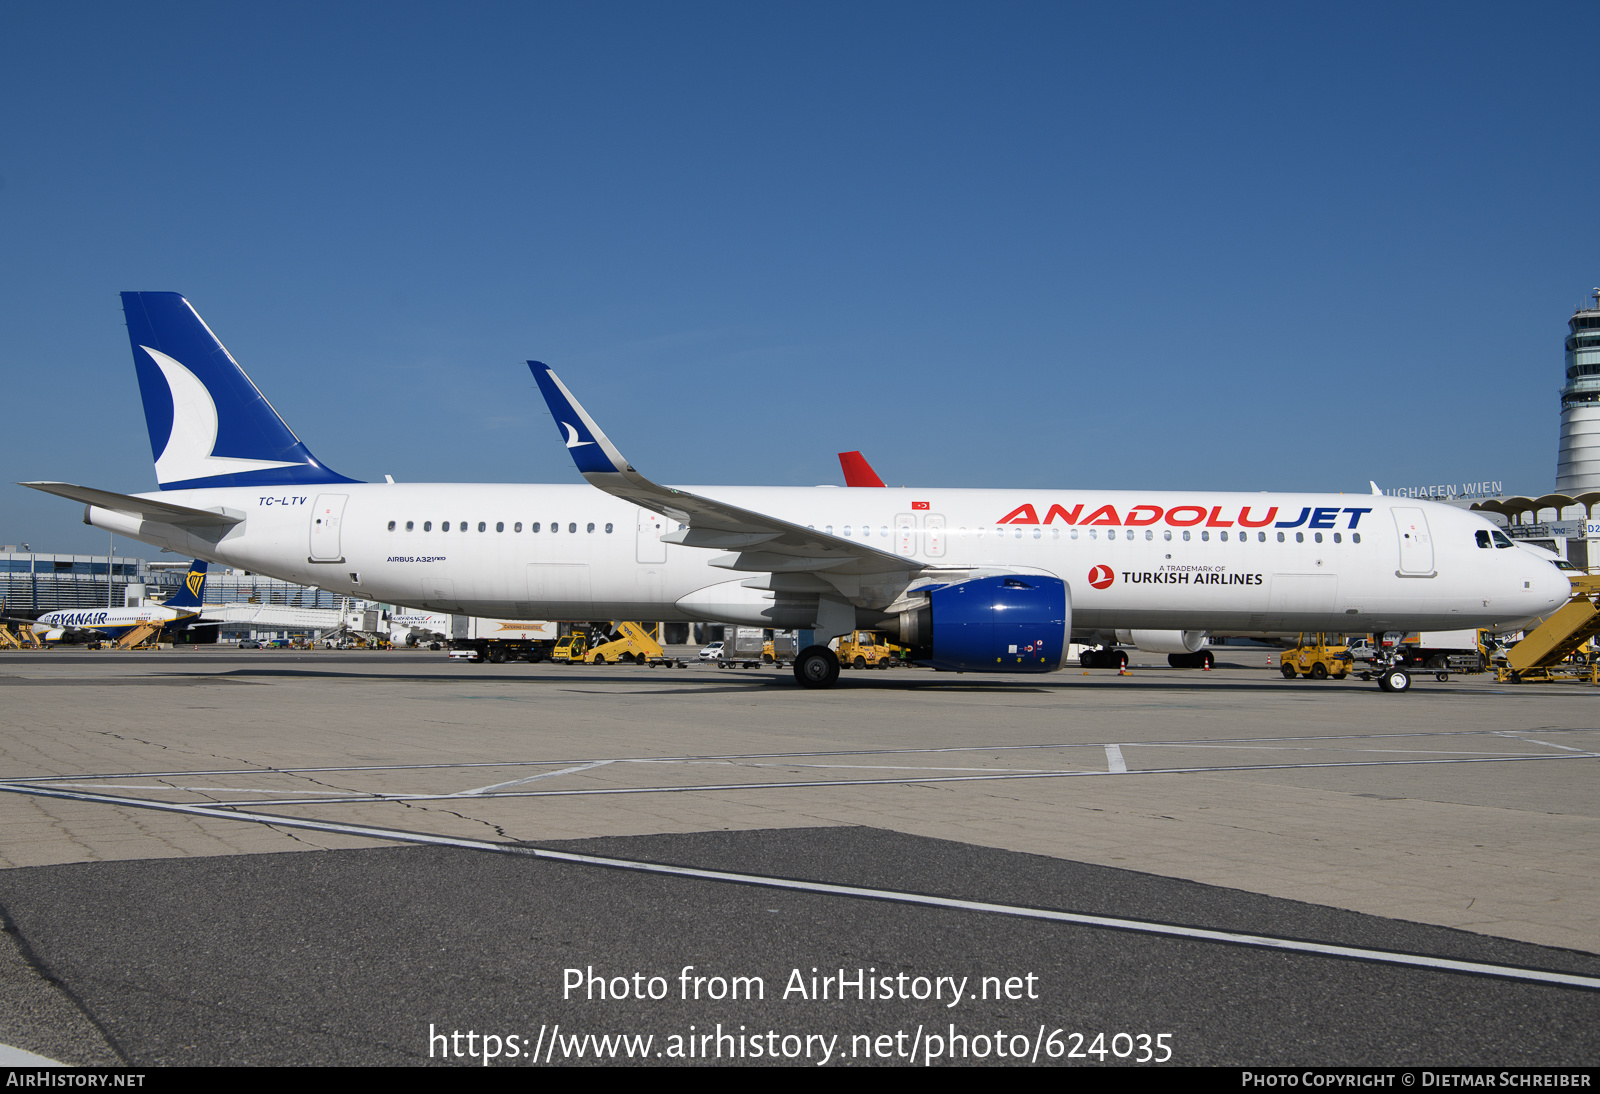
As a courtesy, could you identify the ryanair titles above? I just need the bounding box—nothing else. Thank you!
[41,611,112,627]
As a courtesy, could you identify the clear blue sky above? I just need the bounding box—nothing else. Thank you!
[4,2,1596,555]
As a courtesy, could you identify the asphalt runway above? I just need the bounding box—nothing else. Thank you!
[0,648,1596,1066]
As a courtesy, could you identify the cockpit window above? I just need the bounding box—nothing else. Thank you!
[1475,530,1492,549]
[1555,559,1582,571]
[1492,531,1513,548]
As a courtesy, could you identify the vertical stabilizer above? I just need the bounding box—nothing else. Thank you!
[120,292,359,490]
[163,560,209,610]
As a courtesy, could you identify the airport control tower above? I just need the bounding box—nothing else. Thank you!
[1556,289,1600,492]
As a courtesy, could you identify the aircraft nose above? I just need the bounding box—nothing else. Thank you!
[1532,561,1573,612]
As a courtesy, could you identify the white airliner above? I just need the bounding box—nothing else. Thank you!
[21,560,210,642]
[19,292,1569,691]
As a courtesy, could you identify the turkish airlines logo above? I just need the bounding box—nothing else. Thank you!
[1088,565,1114,590]
[912,501,930,510]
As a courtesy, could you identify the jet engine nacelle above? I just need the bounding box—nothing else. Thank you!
[1114,629,1208,655]
[881,574,1071,672]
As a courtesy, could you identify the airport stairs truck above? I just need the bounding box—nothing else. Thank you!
[1501,573,1600,683]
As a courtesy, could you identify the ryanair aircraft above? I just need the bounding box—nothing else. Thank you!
[26,559,210,642]
[20,293,1570,691]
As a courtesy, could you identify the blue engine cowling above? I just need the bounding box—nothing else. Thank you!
[922,574,1071,673]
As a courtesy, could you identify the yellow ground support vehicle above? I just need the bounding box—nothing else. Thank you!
[582,621,665,665]
[833,630,894,670]
[1497,573,1600,684]
[551,633,590,662]
[1279,634,1352,680]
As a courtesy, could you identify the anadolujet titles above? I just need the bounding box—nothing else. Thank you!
[20,293,1569,691]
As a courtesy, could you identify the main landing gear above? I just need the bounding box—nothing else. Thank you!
[793,645,840,689]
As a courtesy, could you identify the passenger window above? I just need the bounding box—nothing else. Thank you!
[1033,528,1041,539]
[1219,531,1228,542]
[1276,531,1284,542]
[587,523,595,533]
[569,523,577,533]
[1333,533,1341,543]
[479,522,487,532]
[1201,531,1209,542]
[551,523,558,533]
[424,521,432,531]
[387,521,395,531]
[844,525,852,537]
[605,523,613,533]
[405,521,414,532]
[1258,531,1265,542]
[442,522,450,532]
[1107,529,1116,541]
[1070,529,1078,540]
[1163,530,1172,541]
[1296,532,1304,543]
[1353,533,1361,544]
[1182,530,1191,542]
[1314,532,1323,543]
[514,522,522,532]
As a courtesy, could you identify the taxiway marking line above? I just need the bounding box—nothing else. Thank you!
[39,750,1592,808]
[0,779,1595,993]
[5,728,1592,785]
[455,760,615,796]
[1105,744,1128,773]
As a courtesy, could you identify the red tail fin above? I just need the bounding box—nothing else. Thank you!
[838,451,886,488]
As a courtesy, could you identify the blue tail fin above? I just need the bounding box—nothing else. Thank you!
[121,292,360,491]
[164,560,209,609]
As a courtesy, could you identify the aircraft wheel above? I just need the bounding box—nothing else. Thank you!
[1281,664,1296,679]
[1310,663,1328,680]
[794,646,840,689]
[1378,668,1411,693]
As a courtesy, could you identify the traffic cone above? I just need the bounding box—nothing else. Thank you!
[1266,655,1273,666]
[1203,660,1211,671]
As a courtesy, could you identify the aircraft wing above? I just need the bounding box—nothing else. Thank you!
[530,363,923,588]
[17,482,244,528]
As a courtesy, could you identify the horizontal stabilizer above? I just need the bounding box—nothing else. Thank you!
[18,482,243,527]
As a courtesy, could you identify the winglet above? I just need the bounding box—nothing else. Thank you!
[1370,480,1382,496]
[528,362,632,477]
